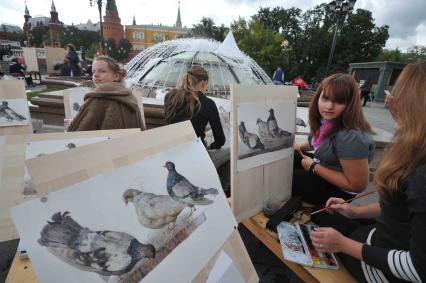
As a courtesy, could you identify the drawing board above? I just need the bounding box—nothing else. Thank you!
[0,129,140,242]
[231,84,298,222]
[0,80,33,135]
[22,47,39,72]
[12,139,237,283]
[236,101,295,171]
[296,107,310,135]
[44,47,66,75]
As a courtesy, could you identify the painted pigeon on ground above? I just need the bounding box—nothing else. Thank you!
[296,117,307,127]
[38,211,155,276]
[123,189,187,229]
[164,161,219,206]
[267,108,291,137]
[0,101,26,122]
[238,121,264,150]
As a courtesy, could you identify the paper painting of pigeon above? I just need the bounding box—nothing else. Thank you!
[38,211,155,276]
[238,107,294,160]
[0,100,27,125]
[267,109,292,138]
[164,161,219,206]
[296,117,307,127]
[239,121,264,150]
[123,189,188,229]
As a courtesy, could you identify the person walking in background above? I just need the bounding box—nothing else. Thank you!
[293,75,307,90]
[66,44,80,77]
[68,56,144,131]
[272,66,285,85]
[361,76,372,107]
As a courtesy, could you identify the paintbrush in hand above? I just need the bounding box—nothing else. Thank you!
[310,190,377,215]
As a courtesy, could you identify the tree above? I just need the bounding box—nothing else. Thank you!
[231,17,285,76]
[334,9,389,72]
[60,26,100,51]
[104,38,132,61]
[190,17,229,42]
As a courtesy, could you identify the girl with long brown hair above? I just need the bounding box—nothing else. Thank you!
[294,73,375,205]
[68,56,144,131]
[164,66,225,149]
[310,61,426,282]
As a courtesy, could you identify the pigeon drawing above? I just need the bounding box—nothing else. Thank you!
[38,211,155,276]
[296,117,307,127]
[164,161,219,206]
[218,106,230,126]
[238,121,264,150]
[256,118,270,138]
[0,101,26,122]
[123,189,187,229]
[73,102,80,112]
[267,108,291,137]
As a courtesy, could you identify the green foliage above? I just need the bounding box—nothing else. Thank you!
[189,17,229,41]
[104,38,132,61]
[86,42,100,59]
[376,45,426,63]
[60,26,100,50]
[231,17,285,76]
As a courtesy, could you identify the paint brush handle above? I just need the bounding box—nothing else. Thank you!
[296,147,305,158]
[310,191,376,215]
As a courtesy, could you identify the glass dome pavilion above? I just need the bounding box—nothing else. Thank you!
[125,33,273,99]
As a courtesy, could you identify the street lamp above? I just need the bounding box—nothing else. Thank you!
[324,0,356,77]
[89,0,105,53]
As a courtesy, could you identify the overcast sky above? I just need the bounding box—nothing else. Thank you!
[1,0,425,51]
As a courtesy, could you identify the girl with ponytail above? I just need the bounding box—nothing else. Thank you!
[164,66,225,149]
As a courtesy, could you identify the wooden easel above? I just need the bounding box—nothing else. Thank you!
[10,122,257,282]
[0,129,140,242]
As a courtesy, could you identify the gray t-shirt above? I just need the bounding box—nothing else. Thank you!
[308,129,375,172]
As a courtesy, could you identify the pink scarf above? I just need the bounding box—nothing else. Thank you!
[312,120,334,149]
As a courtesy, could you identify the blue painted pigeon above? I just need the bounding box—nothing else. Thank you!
[38,211,155,276]
[164,161,218,206]
[239,121,264,150]
[123,189,187,229]
[0,101,26,122]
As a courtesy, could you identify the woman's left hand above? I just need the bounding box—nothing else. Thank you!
[311,227,348,253]
[301,155,314,171]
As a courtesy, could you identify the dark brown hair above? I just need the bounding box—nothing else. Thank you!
[164,66,208,122]
[309,73,372,137]
[374,61,426,201]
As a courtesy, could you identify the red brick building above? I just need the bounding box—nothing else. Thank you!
[102,0,124,45]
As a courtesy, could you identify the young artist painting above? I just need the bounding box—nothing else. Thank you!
[311,61,426,282]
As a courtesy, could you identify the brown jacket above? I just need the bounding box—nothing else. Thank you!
[68,82,144,132]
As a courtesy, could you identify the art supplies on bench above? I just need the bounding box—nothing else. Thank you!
[266,196,301,231]
[277,221,339,270]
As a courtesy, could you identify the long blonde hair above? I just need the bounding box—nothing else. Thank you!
[164,66,208,122]
[309,73,372,137]
[93,55,127,83]
[374,61,426,201]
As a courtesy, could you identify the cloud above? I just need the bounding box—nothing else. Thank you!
[0,0,424,51]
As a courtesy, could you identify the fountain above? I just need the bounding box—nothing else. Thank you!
[125,32,273,99]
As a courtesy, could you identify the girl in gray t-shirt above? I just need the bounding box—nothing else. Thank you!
[293,73,375,205]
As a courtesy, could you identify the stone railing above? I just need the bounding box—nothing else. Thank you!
[0,39,21,47]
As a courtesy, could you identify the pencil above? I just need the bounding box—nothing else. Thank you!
[310,190,377,215]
